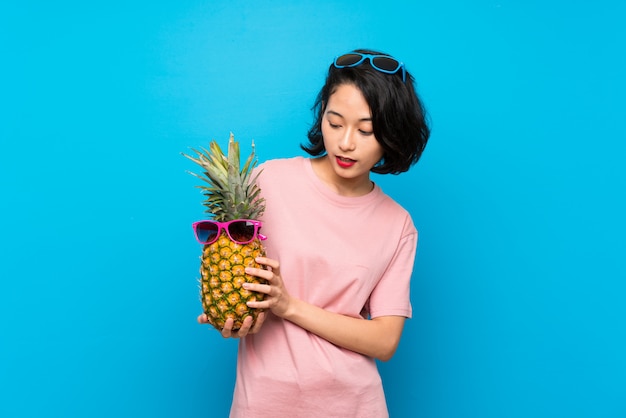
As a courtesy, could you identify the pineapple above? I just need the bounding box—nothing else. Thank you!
[183,133,266,331]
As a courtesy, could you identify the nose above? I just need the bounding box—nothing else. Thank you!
[338,129,356,151]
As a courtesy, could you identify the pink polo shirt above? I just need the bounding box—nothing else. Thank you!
[230,157,417,418]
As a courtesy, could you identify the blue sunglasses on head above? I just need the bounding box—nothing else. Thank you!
[333,52,406,83]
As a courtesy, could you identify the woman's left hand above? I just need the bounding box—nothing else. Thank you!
[243,256,406,361]
[244,257,293,318]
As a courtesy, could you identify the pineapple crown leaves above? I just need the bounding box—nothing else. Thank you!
[182,133,265,221]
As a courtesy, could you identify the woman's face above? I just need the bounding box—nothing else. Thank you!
[320,83,384,190]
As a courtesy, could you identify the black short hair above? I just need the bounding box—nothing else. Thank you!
[302,49,430,174]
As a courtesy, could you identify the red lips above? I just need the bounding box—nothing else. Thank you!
[336,156,356,168]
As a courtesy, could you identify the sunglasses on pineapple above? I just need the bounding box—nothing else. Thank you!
[333,52,406,83]
[192,219,267,245]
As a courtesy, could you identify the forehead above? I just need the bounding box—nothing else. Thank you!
[325,84,371,119]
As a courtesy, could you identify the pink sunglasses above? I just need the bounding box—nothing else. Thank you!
[192,219,267,245]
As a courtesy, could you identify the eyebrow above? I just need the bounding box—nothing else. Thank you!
[326,110,372,122]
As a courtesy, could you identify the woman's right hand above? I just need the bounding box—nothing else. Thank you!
[197,311,266,339]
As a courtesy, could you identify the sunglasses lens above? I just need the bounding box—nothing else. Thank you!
[228,220,257,243]
[196,222,219,243]
[335,53,363,66]
[372,56,400,72]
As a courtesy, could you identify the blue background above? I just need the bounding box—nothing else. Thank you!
[1,1,625,417]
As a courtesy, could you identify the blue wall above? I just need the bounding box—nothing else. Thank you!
[1,1,625,417]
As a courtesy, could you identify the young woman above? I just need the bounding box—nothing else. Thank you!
[199,49,430,418]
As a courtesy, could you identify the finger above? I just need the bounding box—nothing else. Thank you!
[221,318,235,338]
[246,294,270,310]
[245,266,274,281]
[255,257,280,272]
[243,281,272,296]
[235,316,254,338]
[197,313,209,324]
[249,311,266,334]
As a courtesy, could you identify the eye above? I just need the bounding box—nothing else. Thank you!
[327,120,341,129]
[359,129,374,136]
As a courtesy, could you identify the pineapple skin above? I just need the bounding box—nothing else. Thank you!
[200,233,266,331]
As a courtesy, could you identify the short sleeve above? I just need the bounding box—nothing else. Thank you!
[367,217,417,319]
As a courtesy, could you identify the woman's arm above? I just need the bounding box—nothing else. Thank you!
[243,256,406,362]
[280,299,405,361]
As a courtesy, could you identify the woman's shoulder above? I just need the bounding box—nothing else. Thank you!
[374,189,416,234]
[256,156,307,179]
[258,156,306,171]
[255,156,309,186]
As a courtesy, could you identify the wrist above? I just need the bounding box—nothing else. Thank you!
[280,296,300,322]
